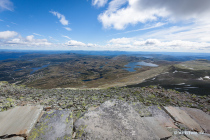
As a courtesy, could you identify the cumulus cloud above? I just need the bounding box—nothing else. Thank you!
[0,31,47,48]
[137,0,210,20]
[26,35,34,42]
[63,40,100,49]
[98,0,210,30]
[92,0,108,7]
[0,31,18,39]
[87,43,97,47]
[107,37,210,52]
[50,11,69,25]
[109,37,131,44]
[2,34,52,46]
[65,40,86,47]
[0,0,13,11]
[133,39,161,46]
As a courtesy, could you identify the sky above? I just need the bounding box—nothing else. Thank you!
[0,0,210,52]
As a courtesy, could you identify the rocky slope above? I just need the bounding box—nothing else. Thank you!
[0,100,210,140]
[0,81,210,139]
[0,81,209,119]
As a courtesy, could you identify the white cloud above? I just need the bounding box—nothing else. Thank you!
[98,0,210,30]
[50,11,69,25]
[87,43,99,48]
[2,34,52,47]
[141,23,210,43]
[92,0,108,7]
[133,39,161,46]
[62,40,100,49]
[137,0,210,21]
[124,22,166,34]
[65,40,86,47]
[1,33,210,52]
[64,27,72,31]
[110,22,166,36]
[106,37,210,52]
[26,35,34,42]
[0,19,3,21]
[62,35,71,40]
[0,0,13,11]
[109,37,131,44]
[0,31,18,39]
[33,33,43,37]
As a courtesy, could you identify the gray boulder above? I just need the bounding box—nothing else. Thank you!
[28,109,73,140]
[74,99,159,140]
[143,117,172,139]
[130,102,152,117]
[147,105,178,129]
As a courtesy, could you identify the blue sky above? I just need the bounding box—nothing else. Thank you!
[0,0,210,52]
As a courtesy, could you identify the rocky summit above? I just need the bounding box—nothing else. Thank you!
[0,99,209,140]
[0,82,210,140]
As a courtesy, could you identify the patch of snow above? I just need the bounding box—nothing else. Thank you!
[184,87,198,89]
[173,70,178,73]
[175,83,185,85]
[197,77,203,80]
[185,85,191,86]
[162,72,169,74]
[204,76,210,79]
[179,71,189,73]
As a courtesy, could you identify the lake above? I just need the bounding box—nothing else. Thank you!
[123,61,158,72]
[30,64,49,74]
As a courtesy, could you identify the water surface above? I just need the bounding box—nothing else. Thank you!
[30,64,49,74]
[123,61,158,72]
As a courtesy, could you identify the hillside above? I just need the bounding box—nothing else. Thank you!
[0,82,209,139]
[0,81,209,120]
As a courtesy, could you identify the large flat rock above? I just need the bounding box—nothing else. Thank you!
[164,106,203,132]
[74,99,159,140]
[0,106,43,138]
[143,117,172,139]
[181,107,210,133]
[28,109,73,140]
[147,105,178,128]
[130,102,152,117]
